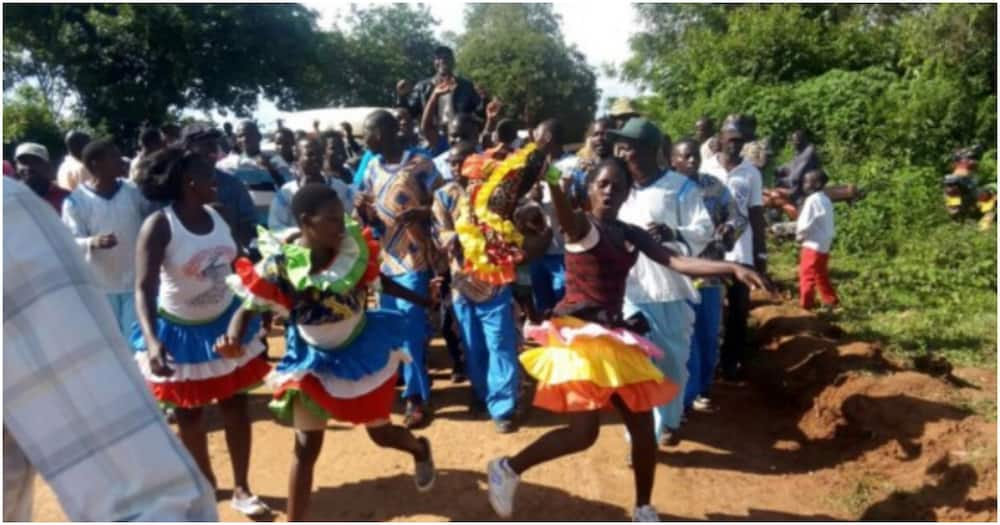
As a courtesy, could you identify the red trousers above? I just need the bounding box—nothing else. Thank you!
[799,247,839,309]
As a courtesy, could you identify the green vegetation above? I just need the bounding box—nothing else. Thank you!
[626,4,997,367]
[3,4,598,150]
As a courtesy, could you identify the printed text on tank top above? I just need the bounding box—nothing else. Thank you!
[160,206,237,319]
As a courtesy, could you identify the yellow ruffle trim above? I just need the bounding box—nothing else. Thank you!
[454,144,538,284]
[519,343,665,388]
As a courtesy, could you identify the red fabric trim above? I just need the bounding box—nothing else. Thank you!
[532,379,678,413]
[148,356,271,408]
[361,227,381,287]
[273,373,397,425]
[233,257,293,311]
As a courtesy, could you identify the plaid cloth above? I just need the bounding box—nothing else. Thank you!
[3,179,217,521]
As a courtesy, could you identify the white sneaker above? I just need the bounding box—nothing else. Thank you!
[633,504,660,522]
[230,493,271,517]
[692,395,713,412]
[487,457,519,518]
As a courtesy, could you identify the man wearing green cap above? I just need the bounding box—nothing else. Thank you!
[610,118,714,446]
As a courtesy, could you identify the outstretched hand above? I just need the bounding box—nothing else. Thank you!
[147,341,175,377]
[733,265,777,294]
[486,97,502,119]
[214,334,245,359]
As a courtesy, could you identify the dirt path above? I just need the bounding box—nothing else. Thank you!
[30,294,997,521]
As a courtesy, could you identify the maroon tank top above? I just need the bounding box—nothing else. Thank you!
[555,218,639,324]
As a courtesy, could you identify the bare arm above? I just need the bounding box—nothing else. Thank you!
[545,175,589,244]
[134,211,173,376]
[379,273,434,308]
[420,89,445,149]
[626,225,772,290]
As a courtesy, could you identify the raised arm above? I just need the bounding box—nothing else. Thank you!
[134,211,173,377]
[544,167,589,244]
[420,82,452,150]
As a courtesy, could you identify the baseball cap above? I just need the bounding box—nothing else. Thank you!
[719,122,747,140]
[606,118,663,150]
[14,142,50,163]
[180,122,223,146]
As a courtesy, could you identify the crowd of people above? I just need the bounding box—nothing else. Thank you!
[4,44,842,522]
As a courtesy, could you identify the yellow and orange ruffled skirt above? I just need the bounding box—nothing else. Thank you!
[520,316,679,413]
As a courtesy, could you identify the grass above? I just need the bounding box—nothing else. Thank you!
[768,220,997,368]
[829,474,894,517]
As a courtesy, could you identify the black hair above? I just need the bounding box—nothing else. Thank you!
[65,130,92,157]
[291,183,342,226]
[805,168,828,186]
[588,116,614,134]
[139,127,164,149]
[365,109,400,136]
[497,118,519,143]
[395,106,413,119]
[539,118,566,147]
[450,140,477,159]
[434,45,454,59]
[451,113,481,134]
[584,157,632,190]
[81,138,117,169]
[135,146,207,202]
[672,137,700,153]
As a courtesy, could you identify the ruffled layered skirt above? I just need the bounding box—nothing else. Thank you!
[267,311,410,425]
[520,316,678,413]
[130,299,269,408]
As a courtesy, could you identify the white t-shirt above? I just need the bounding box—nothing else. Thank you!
[61,181,155,293]
[56,156,90,192]
[704,155,763,265]
[796,191,835,253]
[618,170,713,304]
[269,177,356,233]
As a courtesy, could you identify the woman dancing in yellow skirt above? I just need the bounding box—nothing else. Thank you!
[486,158,770,522]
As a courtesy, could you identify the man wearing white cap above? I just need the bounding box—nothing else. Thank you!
[14,142,68,213]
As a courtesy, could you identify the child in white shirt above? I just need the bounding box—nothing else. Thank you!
[795,169,839,310]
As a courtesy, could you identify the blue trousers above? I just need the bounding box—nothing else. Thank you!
[684,286,723,408]
[107,292,137,339]
[624,299,694,438]
[379,271,431,402]
[529,254,566,313]
[452,287,519,421]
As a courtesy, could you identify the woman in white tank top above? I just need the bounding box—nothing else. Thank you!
[132,147,270,517]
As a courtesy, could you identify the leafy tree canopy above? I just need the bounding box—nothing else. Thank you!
[455,4,599,140]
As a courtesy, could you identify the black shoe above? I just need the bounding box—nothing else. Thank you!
[470,400,488,416]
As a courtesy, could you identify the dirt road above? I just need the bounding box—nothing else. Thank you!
[30,295,997,521]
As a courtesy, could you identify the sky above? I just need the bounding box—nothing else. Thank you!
[227,2,642,126]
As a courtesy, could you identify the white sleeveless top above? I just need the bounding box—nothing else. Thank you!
[158,205,238,322]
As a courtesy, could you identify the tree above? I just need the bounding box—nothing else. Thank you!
[2,85,66,160]
[622,4,996,166]
[325,4,442,107]
[454,4,598,140]
[3,4,331,149]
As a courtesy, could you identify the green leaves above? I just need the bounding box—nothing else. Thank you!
[454,4,598,140]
